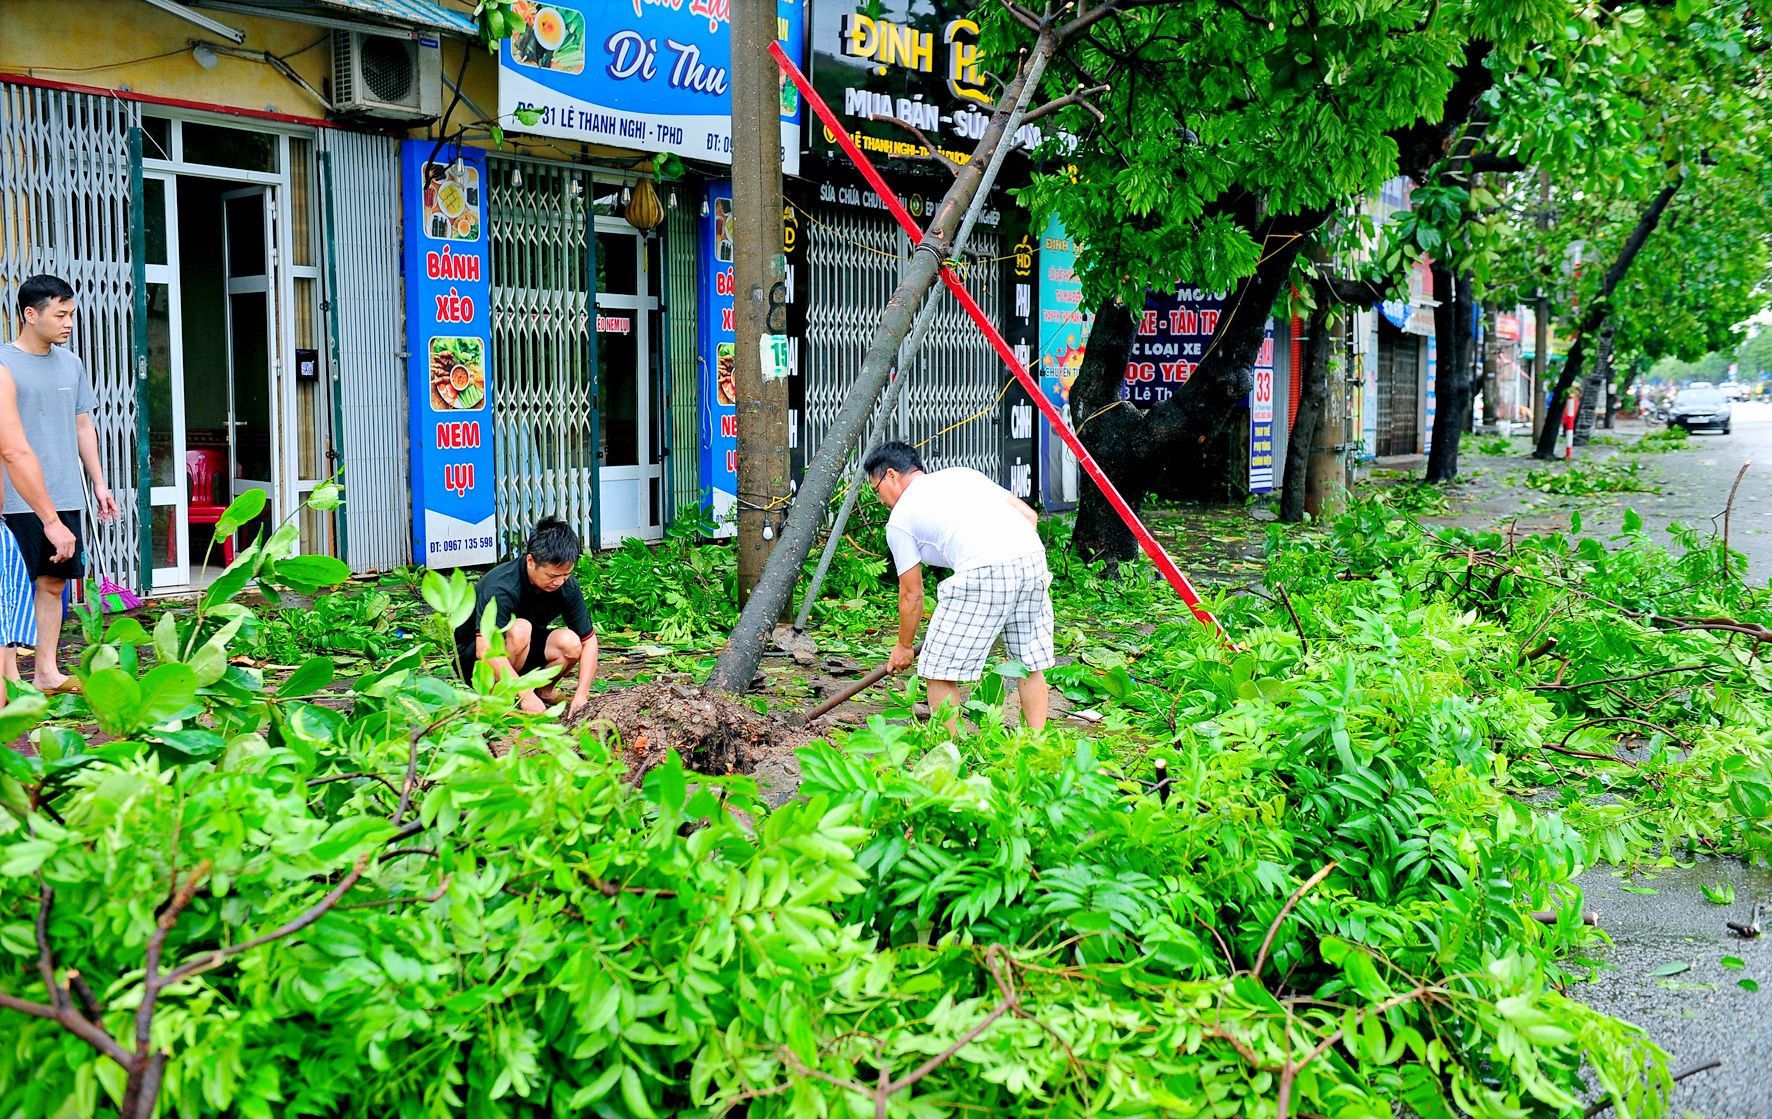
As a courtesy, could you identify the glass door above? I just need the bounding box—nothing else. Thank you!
[144,171,189,590]
[595,222,663,547]
[222,187,279,545]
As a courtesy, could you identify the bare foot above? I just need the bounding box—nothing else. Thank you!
[32,670,68,693]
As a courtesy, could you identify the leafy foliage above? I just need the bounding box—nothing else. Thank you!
[7,486,1772,1117]
[1525,459,1658,495]
[1621,426,1692,454]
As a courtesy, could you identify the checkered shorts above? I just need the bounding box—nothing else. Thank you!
[919,553,1056,682]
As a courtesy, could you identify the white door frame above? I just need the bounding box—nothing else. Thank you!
[220,186,280,524]
[144,171,190,590]
[595,220,662,547]
[141,115,306,574]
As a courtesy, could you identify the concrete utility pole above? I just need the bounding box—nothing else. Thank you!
[730,0,791,603]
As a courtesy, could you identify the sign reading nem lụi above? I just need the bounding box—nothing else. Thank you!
[401,141,497,569]
[497,0,804,174]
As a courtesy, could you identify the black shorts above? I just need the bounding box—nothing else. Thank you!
[455,632,551,683]
[3,511,84,581]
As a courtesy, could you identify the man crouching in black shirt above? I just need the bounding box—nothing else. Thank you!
[454,517,599,715]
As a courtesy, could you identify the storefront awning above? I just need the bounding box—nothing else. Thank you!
[197,0,477,36]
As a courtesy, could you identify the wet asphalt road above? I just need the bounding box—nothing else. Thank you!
[1545,404,1772,1118]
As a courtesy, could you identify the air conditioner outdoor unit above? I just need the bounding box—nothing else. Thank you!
[331,30,442,122]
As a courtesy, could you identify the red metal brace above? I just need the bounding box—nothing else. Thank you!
[770,41,1230,641]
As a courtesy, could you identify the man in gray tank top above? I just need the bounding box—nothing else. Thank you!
[2,275,120,693]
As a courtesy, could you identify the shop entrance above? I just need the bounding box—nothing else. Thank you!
[1375,321,1422,457]
[141,118,330,591]
[144,176,278,586]
[594,221,663,547]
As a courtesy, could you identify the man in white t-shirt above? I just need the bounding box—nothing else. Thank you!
[863,441,1054,730]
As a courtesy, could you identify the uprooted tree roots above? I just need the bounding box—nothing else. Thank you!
[562,683,815,780]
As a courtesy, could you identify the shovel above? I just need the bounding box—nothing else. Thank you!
[806,643,920,721]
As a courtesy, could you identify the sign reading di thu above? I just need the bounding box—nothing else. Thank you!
[401,141,497,569]
[497,0,804,174]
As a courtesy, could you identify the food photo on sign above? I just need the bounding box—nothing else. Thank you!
[430,337,486,411]
[507,2,586,73]
[422,161,481,241]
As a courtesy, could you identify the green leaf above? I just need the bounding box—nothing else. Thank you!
[422,569,477,628]
[273,555,352,591]
[1648,960,1691,977]
[618,1066,655,1119]
[103,617,150,646]
[215,487,268,539]
[202,543,262,611]
[643,750,686,813]
[0,688,48,744]
[307,481,342,512]
[311,816,397,862]
[1701,881,1736,906]
[1622,508,1643,532]
[153,609,182,663]
[1720,956,1745,970]
[83,668,143,738]
[0,838,55,877]
[277,656,337,698]
[136,663,201,727]
[1740,979,1760,992]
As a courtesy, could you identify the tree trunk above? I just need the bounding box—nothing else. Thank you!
[1480,300,1501,427]
[708,36,1055,694]
[1573,320,1614,446]
[1597,322,1619,429]
[1067,303,1141,560]
[1532,176,1684,459]
[1280,302,1332,522]
[1425,265,1475,483]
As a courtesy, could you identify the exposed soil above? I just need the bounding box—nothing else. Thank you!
[562,682,816,789]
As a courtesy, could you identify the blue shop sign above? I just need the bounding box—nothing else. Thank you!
[497,0,804,174]
[400,141,498,569]
[699,180,737,536]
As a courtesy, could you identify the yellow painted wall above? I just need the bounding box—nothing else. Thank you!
[0,0,636,164]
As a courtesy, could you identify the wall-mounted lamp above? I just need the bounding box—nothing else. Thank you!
[192,43,219,69]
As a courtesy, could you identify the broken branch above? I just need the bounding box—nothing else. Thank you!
[1023,83,1110,124]
[869,114,962,175]
[159,854,369,988]
[995,0,1043,33]
[1253,861,1337,980]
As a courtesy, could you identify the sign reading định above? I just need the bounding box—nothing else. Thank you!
[402,141,497,569]
[497,0,804,175]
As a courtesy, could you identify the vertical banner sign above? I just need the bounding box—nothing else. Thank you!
[1249,323,1276,493]
[782,188,808,483]
[401,142,495,569]
[699,181,737,536]
[1423,335,1438,455]
[1037,216,1089,509]
[498,0,803,174]
[999,228,1038,500]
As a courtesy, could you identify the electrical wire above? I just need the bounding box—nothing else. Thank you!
[0,47,190,76]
